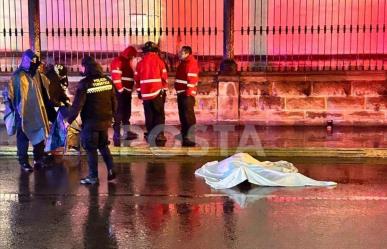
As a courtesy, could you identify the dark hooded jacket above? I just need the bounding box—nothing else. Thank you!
[66,57,117,131]
[44,64,70,107]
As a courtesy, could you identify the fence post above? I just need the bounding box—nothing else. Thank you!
[217,0,240,122]
[28,0,41,56]
[220,0,237,74]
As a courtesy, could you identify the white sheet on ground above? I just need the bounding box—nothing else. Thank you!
[195,153,337,189]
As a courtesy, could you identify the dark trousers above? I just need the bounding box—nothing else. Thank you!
[143,93,166,136]
[16,127,45,165]
[177,94,196,139]
[113,91,132,129]
[81,129,114,178]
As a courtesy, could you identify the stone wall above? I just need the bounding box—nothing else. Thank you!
[239,72,387,126]
[1,71,386,126]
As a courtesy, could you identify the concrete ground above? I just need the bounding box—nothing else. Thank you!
[0,156,386,249]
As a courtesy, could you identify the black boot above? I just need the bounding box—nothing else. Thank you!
[182,138,196,147]
[33,159,47,170]
[107,169,116,181]
[124,130,138,140]
[20,162,33,173]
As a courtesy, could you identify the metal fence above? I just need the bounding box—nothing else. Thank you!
[0,0,386,72]
[0,0,30,72]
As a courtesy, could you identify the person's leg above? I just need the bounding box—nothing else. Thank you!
[153,94,166,128]
[185,96,197,140]
[81,130,99,184]
[113,93,124,144]
[122,92,137,140]
[32,140,45,167]
[16,127,32,171]
[127,92,132,122]
[16,127,29,164]
[98,130,116,181]
[98,130,114,171]
[177,94,185,137]
[153,94,166,144]
[180,96,196,146]
[121,91,131,126]
[177,95,189,138]
[143,100,154,135]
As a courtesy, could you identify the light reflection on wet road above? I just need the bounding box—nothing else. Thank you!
[0,156,386,249]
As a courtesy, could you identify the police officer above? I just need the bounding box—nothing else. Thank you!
[110,46,138,146]
[66,56,117,185]
[174,46,199,147]
[134,41,168,146]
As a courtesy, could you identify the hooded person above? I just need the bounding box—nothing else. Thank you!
[44,63,70,109]
[110,46,138,146]
[65,56,117,185]
[7,49,50,172]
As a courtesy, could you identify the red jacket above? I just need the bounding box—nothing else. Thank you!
[110,46,137,93]
[174,54,199,96]
[135,52,168,100]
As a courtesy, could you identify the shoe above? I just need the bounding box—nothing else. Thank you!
[80,176,99,185]
[107,169,116,181]
[33,160,46,170]
[20,163,33,173]
[182,139,196,147]
[43,153,55,163]
[124,131,138,140]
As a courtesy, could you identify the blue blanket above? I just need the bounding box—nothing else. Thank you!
[45,111,67,152]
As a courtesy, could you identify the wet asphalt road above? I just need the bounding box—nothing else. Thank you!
[0,156,386,249]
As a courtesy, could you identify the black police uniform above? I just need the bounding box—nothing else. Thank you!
[67,67,117,179]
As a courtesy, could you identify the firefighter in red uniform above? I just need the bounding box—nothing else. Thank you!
[135,41,168,146]
[174,46,199,147]
[110,46,138,146]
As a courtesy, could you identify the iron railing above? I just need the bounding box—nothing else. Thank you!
[0,0,30,72]
[38,0,222,72]
[0,0,386,72]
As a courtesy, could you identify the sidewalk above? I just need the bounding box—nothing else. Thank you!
[1,124,387,158]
